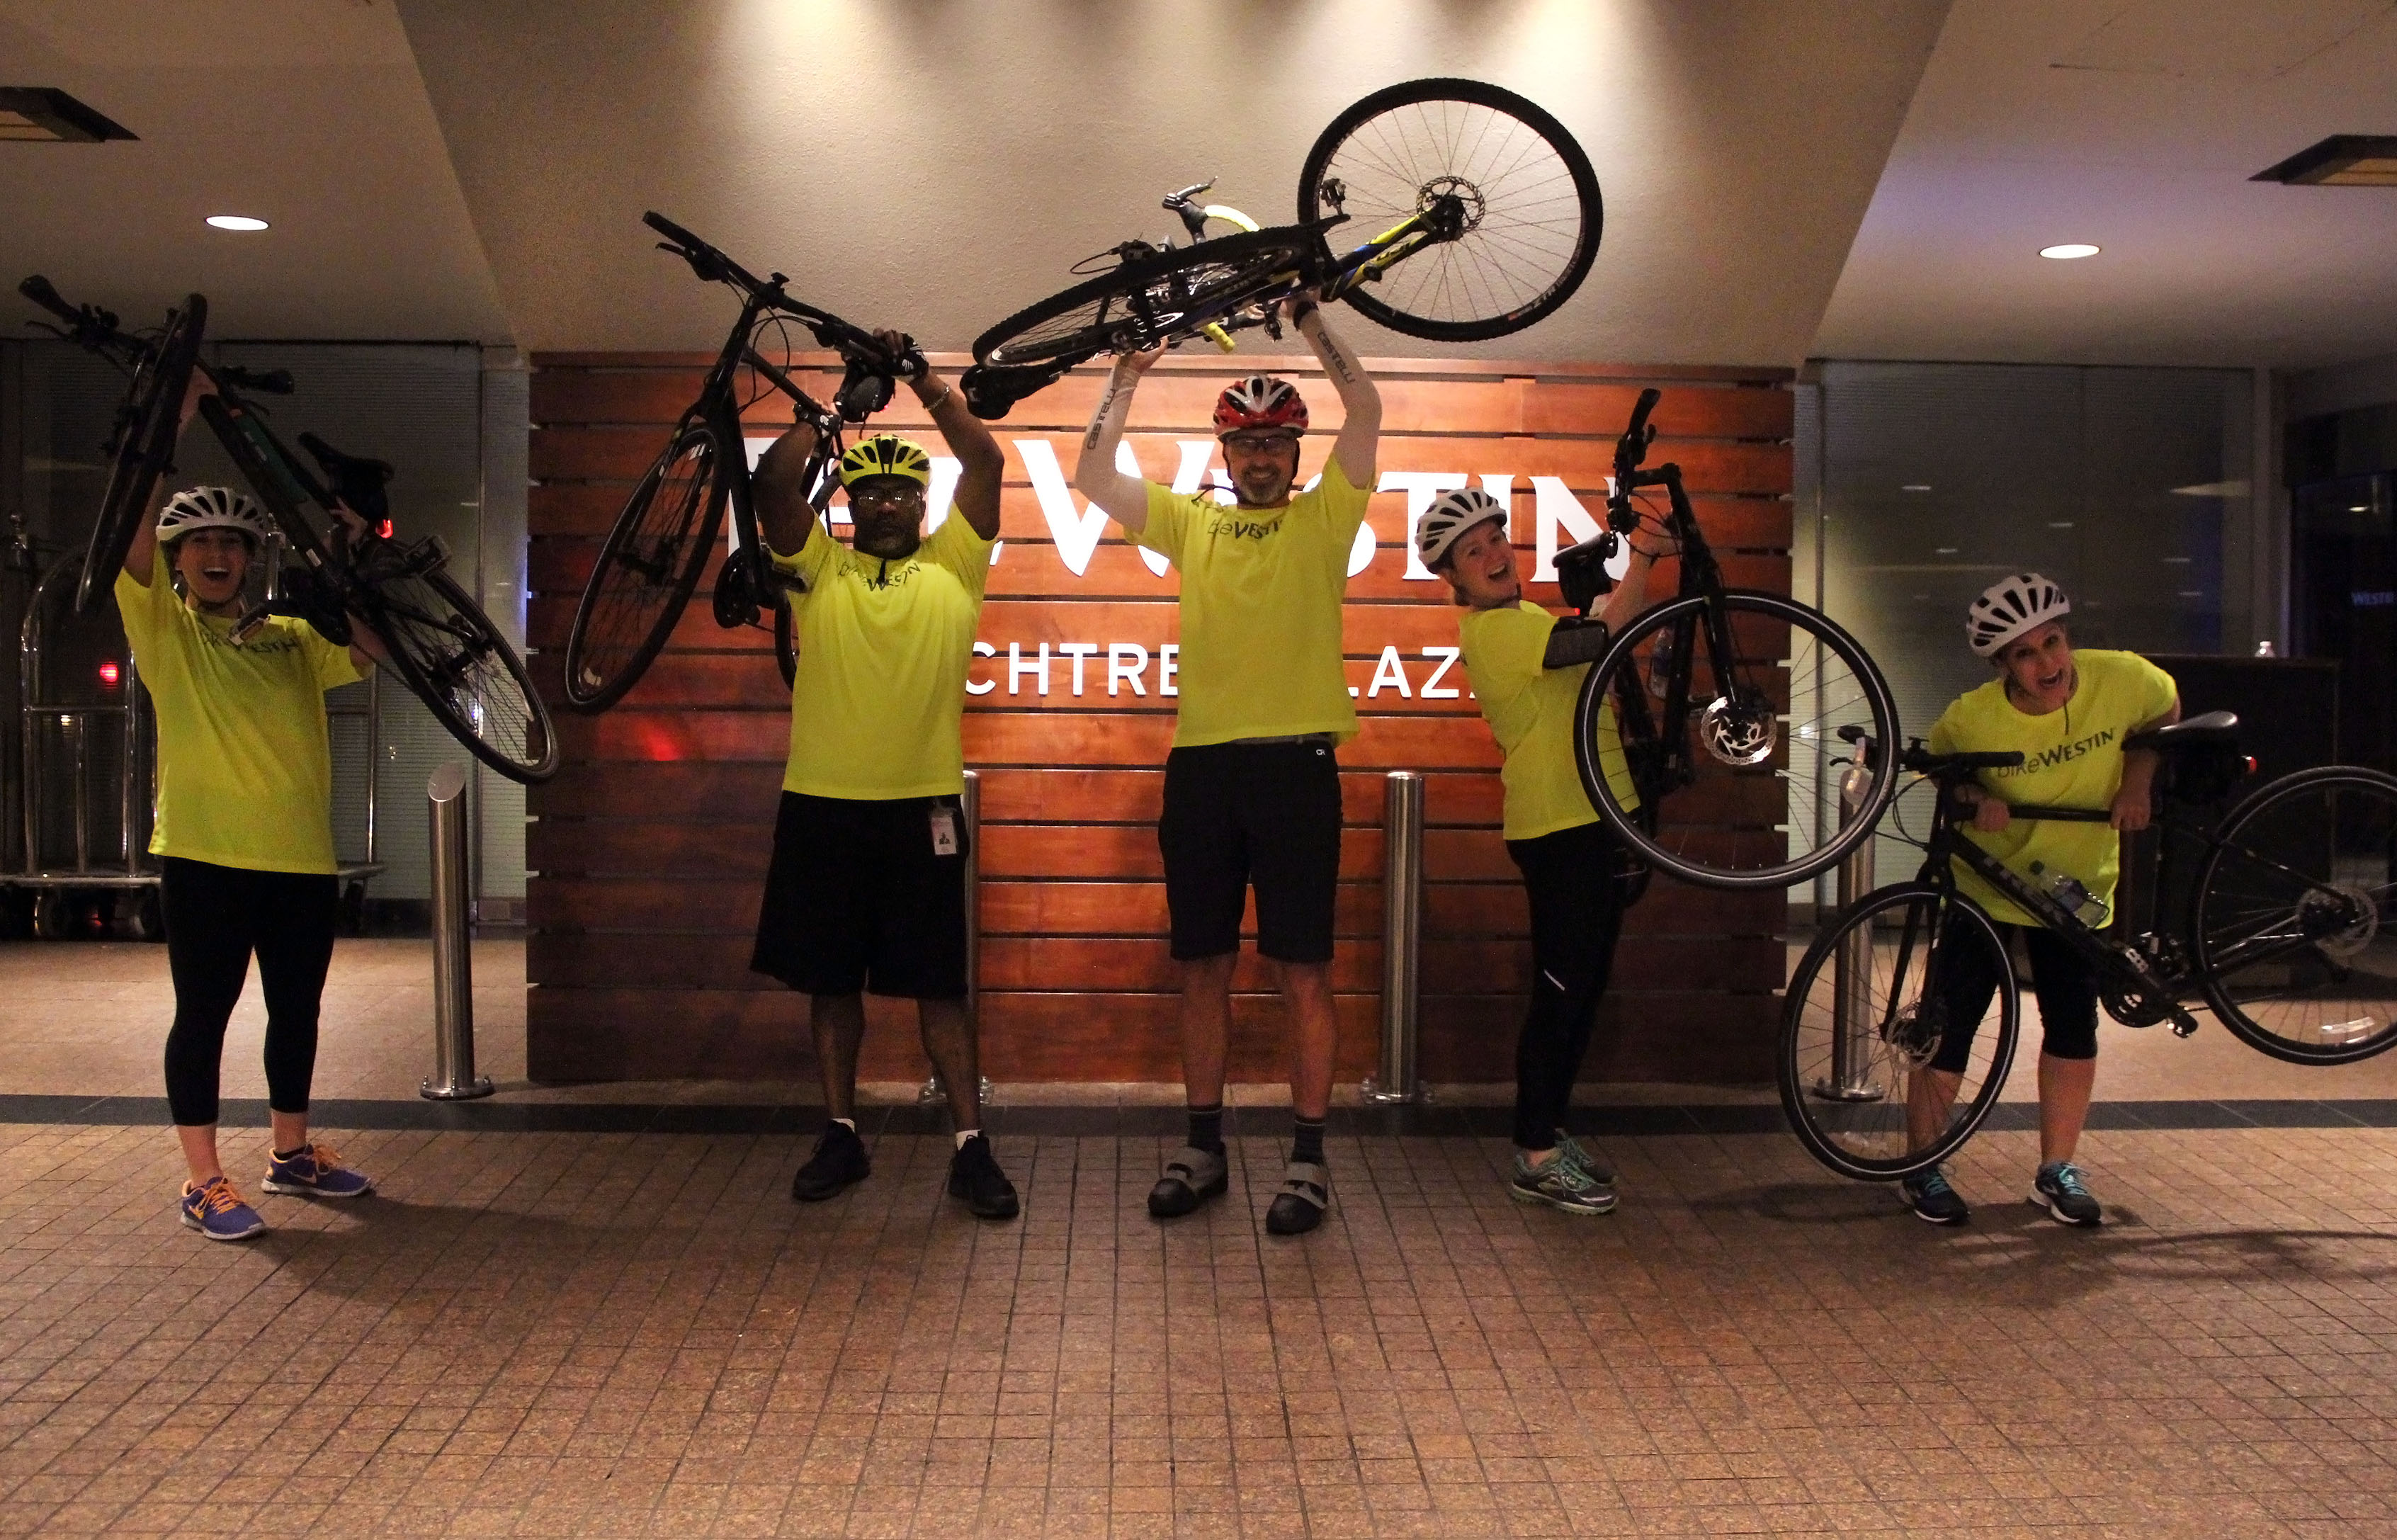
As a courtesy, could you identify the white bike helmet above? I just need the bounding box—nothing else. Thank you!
[1416,486,1507,570]
[1967,571,2071,657]
[157,486,272,547]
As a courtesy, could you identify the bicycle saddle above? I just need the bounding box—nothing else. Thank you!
[2126,710,2239,753]
[299,432,393,521]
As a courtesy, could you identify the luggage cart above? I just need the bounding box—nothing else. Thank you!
[6,549,383,939]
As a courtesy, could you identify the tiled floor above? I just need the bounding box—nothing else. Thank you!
[0,939,2394,1536]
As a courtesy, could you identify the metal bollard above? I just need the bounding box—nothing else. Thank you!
[422,763,493,1101]
[1363,770,1424,1104]
[922,771,993,1107]
[1815,755,1883,1102]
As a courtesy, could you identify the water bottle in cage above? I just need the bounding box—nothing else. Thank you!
[1648,625,1676,698]
[2029,860,2109,928]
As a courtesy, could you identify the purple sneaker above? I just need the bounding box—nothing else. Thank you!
[181,1177,266,1241]
[262,1142,375,1199]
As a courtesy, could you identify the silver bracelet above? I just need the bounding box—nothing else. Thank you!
[919,382,954,413]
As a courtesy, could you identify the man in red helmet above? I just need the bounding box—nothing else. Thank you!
[1073,294,1381,1236]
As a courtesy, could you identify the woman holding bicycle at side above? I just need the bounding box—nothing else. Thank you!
[120,380,384,1241]
[1903,574,2177,1229]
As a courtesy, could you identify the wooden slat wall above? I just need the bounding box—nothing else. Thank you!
[526,351,1794,1085]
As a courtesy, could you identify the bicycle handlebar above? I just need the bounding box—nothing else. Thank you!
[645,212,925,386]
[17,274,81,327]
[1615,387,1660,476]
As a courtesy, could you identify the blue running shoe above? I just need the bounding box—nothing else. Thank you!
[181,1177,265,1241]
[2032,1160,2102,1226]
[261,1142,375,1199]
[1900,1165,1970,1225]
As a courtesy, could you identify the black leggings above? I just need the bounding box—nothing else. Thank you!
[1931,914,2101,1073]
[1506,822,1629,1150]
[161,856,339,1126]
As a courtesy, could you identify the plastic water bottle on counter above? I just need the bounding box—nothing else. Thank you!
[2029,861,2109,927]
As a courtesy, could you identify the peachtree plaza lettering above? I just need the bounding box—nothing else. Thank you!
[742,437,1628,700]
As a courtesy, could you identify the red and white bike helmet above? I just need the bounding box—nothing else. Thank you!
[157,486,273,547]
[1213,374,1308,436]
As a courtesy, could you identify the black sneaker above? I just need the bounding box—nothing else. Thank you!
[1900,1165,1971,1225]
[2032,1160,2103,1226]
[790,1121,869,1202]
[948,1133,1021,1221]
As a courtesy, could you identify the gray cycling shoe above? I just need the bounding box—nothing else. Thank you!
[1264,1160,1331,1235]
[1148,1145,1228,1218]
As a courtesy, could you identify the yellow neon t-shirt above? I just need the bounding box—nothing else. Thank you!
[115,545,360,875]
[1927,649,2178,927]
[1130,455,1368,747]
[769,514,992,800]
[1459,601,1640,842]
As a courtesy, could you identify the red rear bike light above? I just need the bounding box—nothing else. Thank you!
[97,659,121,686]
[378,519,393,539]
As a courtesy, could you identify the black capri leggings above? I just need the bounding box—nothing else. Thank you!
[1931,912,2101,1072]
[161,856,339,1126]
[1505,820,1630,1150]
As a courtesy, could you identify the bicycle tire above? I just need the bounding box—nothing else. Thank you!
[1571,589,1900,890]
[562,416,727,711]
[1779,883,2021,1181]
[1298,78,1600,342]
[972,230,1318,369]
[79,293,207,613]
[366,561,559,784]
[2193,765,2397,1065]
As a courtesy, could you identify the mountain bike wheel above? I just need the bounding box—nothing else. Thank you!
[2193,766,2397,1065]
[973,230,1317,369]
[1572,590,1899,890]
[368,562,558,784]
[562,416,726,710]
[78,293,207,613]
[1299,78,1599,342]
[1780,884,2021,1181]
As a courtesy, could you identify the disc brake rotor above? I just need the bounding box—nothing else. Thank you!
[1417,177,1486,239]
[1697,696,1778,767]
[2302,882,2381,960]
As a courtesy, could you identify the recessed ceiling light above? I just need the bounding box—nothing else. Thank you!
[2046,520,2075,528]
[2039,243,2100,259]
[1934,546,1958,554]
[206,214,268,232]
[1901,483,1932,492]
[2351,504,2370,513]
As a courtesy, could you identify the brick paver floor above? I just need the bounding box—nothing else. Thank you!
[0,1117,2391,1536]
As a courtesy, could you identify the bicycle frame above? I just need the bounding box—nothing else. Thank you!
[645,213,915,628]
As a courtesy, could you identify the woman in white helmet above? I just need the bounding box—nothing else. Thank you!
[118,380,382,1242]
[1418,486,1660,1214]
[1902,572,2179,1229]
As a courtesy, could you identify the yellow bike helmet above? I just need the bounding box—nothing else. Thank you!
[837,434,933,489]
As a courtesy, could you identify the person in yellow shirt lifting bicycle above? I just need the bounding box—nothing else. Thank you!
[1072,293,1379,1236]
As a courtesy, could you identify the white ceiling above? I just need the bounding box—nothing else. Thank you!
[1,0,1945,366]
[13,1,2396,374]
[1812,0,2397,369]
[393,0,1945,363]
[0,0,509,340]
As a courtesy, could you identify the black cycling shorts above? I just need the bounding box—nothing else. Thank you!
[1158,739,1342,963]
[750,791,970,1000]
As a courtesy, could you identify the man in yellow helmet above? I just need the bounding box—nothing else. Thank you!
[747,330,1014,1218]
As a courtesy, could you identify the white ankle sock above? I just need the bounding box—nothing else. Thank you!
[831,1116,856,1133]
[954,1128,978,1150]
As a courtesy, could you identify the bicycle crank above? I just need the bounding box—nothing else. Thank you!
[1696,696,1778,767]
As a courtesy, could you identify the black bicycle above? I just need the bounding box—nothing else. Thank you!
[1562,389,1900,890]
[960,77,1602,417]
[19,276,557,784]
[560,213,924,712]
[1781,718,2397,1180]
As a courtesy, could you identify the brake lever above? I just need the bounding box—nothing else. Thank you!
[657,239,726,285]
